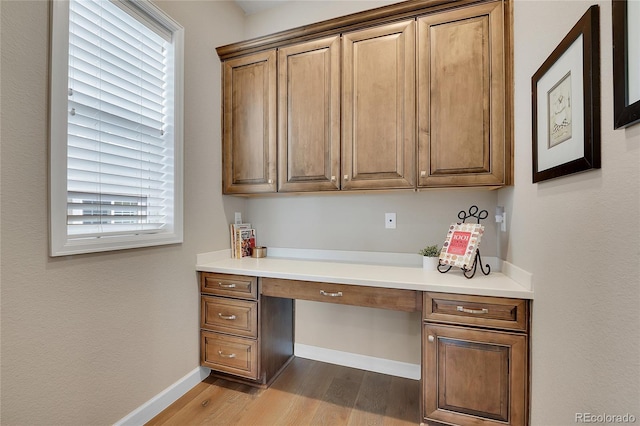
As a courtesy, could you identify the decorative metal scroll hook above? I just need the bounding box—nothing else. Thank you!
[457,205,488,224]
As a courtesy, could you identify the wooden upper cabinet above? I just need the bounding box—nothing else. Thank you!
[342,20,416,190]
[418,1,508,187]
[222,50,277,194]
[217,0,512,194]
[277,37,341,192]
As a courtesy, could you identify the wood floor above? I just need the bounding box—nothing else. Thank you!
[146,357,421,425]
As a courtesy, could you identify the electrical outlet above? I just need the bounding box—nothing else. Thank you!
[234,212,242,224]
[495,207,507,232]
[385,213,396,229]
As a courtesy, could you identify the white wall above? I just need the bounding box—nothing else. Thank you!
[242,0,404,39]
[503,0,640,423]
[0,1,245,424]
[248,191,499,255]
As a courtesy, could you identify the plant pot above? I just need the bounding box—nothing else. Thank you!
[422,256,439,270]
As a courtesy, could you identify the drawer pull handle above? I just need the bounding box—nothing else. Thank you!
[457,306,489,314]
[320,290,343,297]
[217,350,236,359]
[428,335,435,343]
[218,282,236,288]
[218,313,236,321]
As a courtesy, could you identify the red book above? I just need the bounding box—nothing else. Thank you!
[439,223,484,268]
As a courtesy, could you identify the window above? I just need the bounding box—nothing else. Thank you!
[49,0,184,256]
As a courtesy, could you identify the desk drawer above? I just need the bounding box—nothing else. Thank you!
[201,331,258,380]
[201,272,258,300]
[201,295,258,338]
[424,292,528,331]
[261,278,421,312]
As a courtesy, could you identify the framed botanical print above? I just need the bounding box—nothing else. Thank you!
[613,0,640,128]
[531,6,601,183]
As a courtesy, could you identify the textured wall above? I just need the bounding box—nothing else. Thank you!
[0,1,245,424]
[502,0,640,423]
[242,0,404,39]
[248,191,499,256]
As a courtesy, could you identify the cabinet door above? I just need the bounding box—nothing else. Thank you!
[278,37,340,192]
[342,20,415,190]
[418,1,507,187]
[222,51,277,194]
[423,323,527,426]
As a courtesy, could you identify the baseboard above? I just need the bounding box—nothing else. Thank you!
[114,347,419,424]
[294,343,420,380]
[114,366,211,426]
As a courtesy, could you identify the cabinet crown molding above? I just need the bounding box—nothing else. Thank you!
[216,0,498,60]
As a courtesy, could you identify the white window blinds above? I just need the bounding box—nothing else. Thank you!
[50,0,184,256]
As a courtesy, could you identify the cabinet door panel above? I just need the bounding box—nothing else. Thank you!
[418,1,506,187]
[278,37,340,192]
[342,20,415,190]
[423,323,527,426]
[223,51,276,193]
[438,337,509,420]
[431,16,489,174]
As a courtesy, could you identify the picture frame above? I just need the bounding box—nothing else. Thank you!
[613,0,640,128]
[531,6,601,183]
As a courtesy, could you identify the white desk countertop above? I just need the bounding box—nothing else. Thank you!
[196,249,533,299]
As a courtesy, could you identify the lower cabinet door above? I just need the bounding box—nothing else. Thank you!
[423,324,527,426]
[201,331,259,380]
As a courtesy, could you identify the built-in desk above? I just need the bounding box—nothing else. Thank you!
[196,249,533,299]
[196,250,533,426]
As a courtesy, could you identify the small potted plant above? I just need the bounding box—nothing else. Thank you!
[419,245,440,270]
